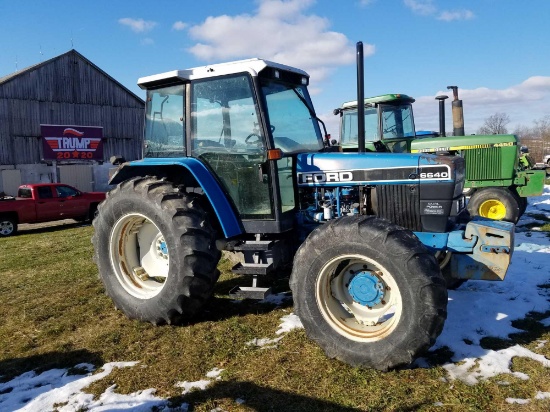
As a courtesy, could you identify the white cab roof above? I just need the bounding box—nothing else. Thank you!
[138,58,309,89]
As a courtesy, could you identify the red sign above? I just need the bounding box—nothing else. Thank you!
[41,125,104,161]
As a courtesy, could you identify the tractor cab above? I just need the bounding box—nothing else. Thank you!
[134,59,326,234]
[335,94,416,153]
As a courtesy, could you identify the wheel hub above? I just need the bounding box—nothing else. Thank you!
[156,237,168,259]
[479,199,506,220]
[348,271,385,307]
[0,221,14,235]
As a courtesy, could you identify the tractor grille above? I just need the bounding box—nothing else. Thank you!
[376,184,421,231]
[465,148,501,180]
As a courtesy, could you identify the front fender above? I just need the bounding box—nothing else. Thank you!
[110,158,243,239]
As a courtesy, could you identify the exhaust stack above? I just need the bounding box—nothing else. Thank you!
[357,42,365,153]
[447,85,465,136]
[435,95,448,137]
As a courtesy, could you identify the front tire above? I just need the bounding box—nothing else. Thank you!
[290,216,447,370]
[92,177,221,325]
[467,187,520,223]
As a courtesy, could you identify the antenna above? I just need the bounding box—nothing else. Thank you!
[15,55,18,71]
[71,30,74,49]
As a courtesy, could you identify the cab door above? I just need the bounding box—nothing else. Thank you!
[190,74,274,229]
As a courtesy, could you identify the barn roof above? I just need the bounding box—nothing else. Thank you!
[0,49,143,104]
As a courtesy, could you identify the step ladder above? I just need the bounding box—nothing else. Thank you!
[229,238,277,300]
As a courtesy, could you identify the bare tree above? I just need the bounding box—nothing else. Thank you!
[477,112,510,135]
[512,116,550,162]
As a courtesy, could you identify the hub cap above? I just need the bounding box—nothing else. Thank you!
[478,199,506,220]
[109,213,169,299]
[316,254,402,342]
[0,220,14,235]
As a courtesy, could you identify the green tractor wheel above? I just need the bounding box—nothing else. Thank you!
[467,187,520,223]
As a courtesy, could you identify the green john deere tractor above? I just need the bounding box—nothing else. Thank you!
[334,89,546,223]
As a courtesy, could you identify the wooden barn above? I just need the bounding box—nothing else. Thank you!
[0,49,144,194]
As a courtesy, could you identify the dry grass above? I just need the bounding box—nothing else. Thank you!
[1,223,550,411]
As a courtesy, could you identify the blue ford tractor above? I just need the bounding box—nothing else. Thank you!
[92,45,514,370]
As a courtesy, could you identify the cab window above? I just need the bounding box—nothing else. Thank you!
[144,84,185,158]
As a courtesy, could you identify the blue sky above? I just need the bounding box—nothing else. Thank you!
[1,0,549,136]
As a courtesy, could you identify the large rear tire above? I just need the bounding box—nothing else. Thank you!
[92,177,221,325]
[290,216,447,370]
[467,187,520,223]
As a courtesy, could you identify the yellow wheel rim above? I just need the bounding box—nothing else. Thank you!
[478,199,506,220]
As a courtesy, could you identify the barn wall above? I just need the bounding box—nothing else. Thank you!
[0,50,144,171]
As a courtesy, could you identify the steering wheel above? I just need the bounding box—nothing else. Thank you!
[245,133,262,145]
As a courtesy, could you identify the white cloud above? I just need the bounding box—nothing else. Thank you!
[404,0,475,21]
[437,10,475,22]
[404,0,437,16]
[118,17,157,33]
[413,76,550,133]
[186,0,368,83]
[172,21,187,31]
[141,38,154,46]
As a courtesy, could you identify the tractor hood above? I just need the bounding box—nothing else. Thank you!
[411,134,518,153]
[295,152,460,187]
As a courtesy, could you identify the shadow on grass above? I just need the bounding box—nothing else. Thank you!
[184,272,294,324]
[0,349,103,384]
[166,380,427,412]
[16,220,89,236]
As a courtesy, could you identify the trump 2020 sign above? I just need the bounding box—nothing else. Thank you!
[41,125,104,161]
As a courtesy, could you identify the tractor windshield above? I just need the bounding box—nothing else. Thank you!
[261,80,324,153]
[380,104,415,139]
[340,103,415,147]
[340,107,379,145]
[143,84,185,158]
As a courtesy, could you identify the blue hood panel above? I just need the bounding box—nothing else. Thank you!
[296,152,452,187]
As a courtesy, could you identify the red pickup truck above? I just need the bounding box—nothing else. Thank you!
[0,183,105,237]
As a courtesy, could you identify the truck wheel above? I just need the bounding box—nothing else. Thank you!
[467,187,520,223]
[0,217,17,237]
[290,216,447,370]
[92,177,221,325]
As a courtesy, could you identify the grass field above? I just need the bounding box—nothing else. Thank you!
[1,209,549,411]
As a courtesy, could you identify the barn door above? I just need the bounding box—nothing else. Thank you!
[1,169,22,196]
[58,165,93,192]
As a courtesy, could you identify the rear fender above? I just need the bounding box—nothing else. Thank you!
[109,158,243,238]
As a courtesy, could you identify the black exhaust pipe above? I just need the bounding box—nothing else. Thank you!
[435,95,448,137]
[357,42,365,153]
[447,85,465,136]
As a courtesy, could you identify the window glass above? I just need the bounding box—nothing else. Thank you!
[262,81,323,153]
[56,186,78,198]
[37,186,53,199]
[144,84,185,157]
[341,107,379,144]
[380,104,415,139]
[192,75,273,219]
[18,188,32,198]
